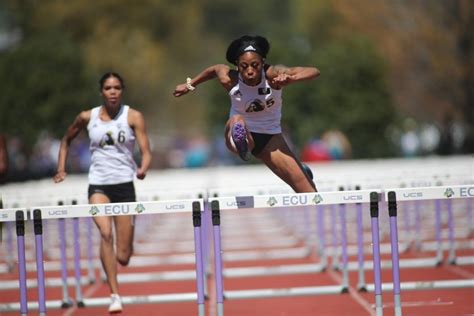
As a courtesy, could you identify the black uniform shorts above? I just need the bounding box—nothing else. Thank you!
[250,132,276,156]
[88,181,136,203]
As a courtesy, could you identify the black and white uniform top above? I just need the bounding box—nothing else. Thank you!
[229,70,283,134]
[87,105,137,185]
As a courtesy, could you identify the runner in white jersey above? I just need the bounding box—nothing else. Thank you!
[174,35,319,193]
[88,104,137,184]
[53,72,152,314]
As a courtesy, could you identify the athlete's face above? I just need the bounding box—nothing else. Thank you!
[237,52,263,86]
[101,77,123,107]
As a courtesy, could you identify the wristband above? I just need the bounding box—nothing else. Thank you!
[186,77,196,91]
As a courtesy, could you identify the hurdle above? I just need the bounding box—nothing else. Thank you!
[366,185,474,316]
[0,198,206,316]
[209,189,383,316]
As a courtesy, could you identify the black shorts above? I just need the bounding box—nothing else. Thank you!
[88,182,136,203]
[250,132,276,156]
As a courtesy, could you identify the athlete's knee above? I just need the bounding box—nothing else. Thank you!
[230,114,245,123]
[100,231,114,244]
[116,246,133,266]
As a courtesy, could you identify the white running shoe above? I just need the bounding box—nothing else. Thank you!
[108,294,123,314]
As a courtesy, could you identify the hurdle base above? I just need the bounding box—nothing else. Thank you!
[77,301,85,308]
[61,300,73,308]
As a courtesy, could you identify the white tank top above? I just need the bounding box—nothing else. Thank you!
[87,105,137,185]
[229,71,283,134]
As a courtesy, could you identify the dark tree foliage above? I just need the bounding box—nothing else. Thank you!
[0,30,94,145]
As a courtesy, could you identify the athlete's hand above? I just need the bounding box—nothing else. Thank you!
[136,169,146,180]
[271,73,295,87]
[53,171,67,183]
[173,83,190,97]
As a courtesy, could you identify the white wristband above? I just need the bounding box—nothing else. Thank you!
[186,77,196,91]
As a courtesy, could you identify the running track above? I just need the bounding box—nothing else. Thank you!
[1,156,473,315]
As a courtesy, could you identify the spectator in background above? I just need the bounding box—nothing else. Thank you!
[437,114,455,155]
[0,134,7,177]
[321,129,352,160]
[400,117,420,157]
[301,129,352,162]
[30,131,59,178]
[436,113,466,156]
[419,123,440,155]
[6,136,28,181]
[184,136,210,168]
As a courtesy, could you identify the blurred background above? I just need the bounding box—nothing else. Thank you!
[0,0,472,184]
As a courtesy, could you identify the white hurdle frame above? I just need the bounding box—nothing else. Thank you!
[208,189,382,316]
[376,185,474,316]
[0,198,206,316]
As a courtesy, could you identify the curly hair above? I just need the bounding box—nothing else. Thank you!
[225,35,270,65]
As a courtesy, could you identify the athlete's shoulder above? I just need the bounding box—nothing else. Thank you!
[127,107,145,126]
[73,109,92,128]
[78,109,92,121]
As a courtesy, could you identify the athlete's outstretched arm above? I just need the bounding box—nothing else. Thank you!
[129,109,151,180]
[173,64,235,97]
[267,65,320,88]
[53,111,90,183]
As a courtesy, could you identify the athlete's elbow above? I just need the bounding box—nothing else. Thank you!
[311,67,320,79]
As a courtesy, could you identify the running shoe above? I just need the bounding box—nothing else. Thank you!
[231,122,250,161]
[108,294,123,314]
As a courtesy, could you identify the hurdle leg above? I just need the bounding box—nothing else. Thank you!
[446,199,456,264]
[200,196,210,298]
[467,198,473,236]
[356,202,367,291]
[73,216,84,306]
[192,201,206,316]
[435,200,443,265]
[43,219,51,259]
[211,200,224,316]
[59,217,73,307]
[402,202,412,248]
[303,207,313,245]
[86,218,96,284]
[33,209,47,316]
[339,203,349,292]
[370,192,383,316]
[317,205,327,269]
[6,221,15,272]
[16,211,28,316]
[330,205,340,270]
[414,201,421,251]
[388,192,402,316]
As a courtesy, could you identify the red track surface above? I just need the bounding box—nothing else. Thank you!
[1,207,474,316]
[1,245,473,315]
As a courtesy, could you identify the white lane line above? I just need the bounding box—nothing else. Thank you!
[62,280,103,316]
[327,269,375,316]
[446,264,474,279]
[374,299,454,308]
